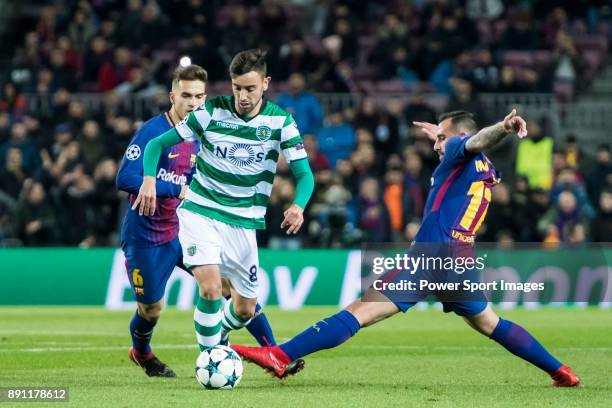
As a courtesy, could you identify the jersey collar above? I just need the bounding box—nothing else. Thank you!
[230,96,267,123]
[164,111,176,128]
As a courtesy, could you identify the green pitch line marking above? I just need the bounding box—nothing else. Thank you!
[0,344,199,353]
[2,343,610,353]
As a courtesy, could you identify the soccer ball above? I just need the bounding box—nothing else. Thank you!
[195,345,243,389]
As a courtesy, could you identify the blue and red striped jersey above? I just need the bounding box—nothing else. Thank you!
[117,112,199,246]
[416,135,500,243]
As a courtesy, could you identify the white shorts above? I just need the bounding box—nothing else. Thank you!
[177,207,259,299]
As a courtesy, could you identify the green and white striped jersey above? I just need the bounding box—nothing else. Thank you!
[174,95,307,229]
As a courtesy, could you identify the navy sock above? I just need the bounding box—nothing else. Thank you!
[130,310,157,355]
[245,303,277,346]
[280,310,361,361]
[490,318,562,373]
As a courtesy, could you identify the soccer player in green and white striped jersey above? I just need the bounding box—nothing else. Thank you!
[132,49,315,358]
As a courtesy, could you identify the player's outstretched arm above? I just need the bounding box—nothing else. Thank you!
[132,129,183,216]
[282,159,314,234]
[465,109,528,153]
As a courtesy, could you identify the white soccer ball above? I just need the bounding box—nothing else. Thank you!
[195,345,243,389]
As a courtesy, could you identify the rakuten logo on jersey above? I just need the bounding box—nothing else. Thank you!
[157,168,187,185]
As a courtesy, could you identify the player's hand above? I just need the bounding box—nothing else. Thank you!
[412,121,440,141]
[281,204,304,235]
[179,184,188,200]
[132,176,157,216]
[502,109,528,138]
[25,220,42,234]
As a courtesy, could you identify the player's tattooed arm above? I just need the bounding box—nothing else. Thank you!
[466,109,528,153]
[465,123,507,153]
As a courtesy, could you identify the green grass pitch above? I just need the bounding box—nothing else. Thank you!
[1,307,610,407]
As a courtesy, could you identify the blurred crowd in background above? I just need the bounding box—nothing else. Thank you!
[0,0,610,247]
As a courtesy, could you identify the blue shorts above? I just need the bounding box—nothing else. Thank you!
[394,300,488,317]
[122,239,187,304]
[374,244,488,317]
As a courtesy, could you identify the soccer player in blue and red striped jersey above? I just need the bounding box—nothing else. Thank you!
[233,110,580,387]
[117,64,278,377]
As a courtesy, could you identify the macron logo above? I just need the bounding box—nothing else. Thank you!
[215,120,239,130]
[157,168,187,185]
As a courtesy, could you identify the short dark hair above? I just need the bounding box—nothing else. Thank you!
[172,64,208,87]
[438,110,479,134]
[229,49,267,77]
